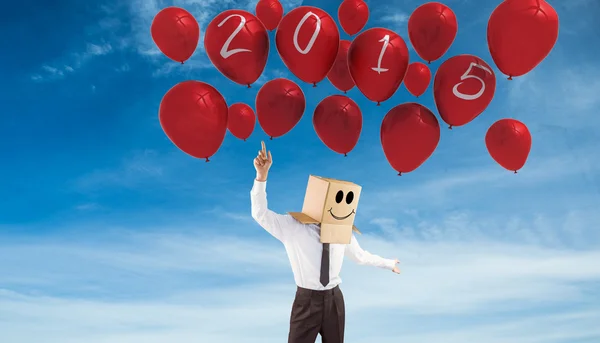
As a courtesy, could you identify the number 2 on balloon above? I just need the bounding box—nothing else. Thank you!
[293,11,321,54]
[218,14,252,59]
[452,62,492,100]
[372,35,390,74]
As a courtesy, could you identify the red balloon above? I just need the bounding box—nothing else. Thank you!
[151,7,200,63]
[276,6,340,86]
[487,0,559,79]
[348,28,409,105]
[338,0,369,36]
[255,78,306,139]
[434,54,496,128]
[380,103,440,175]
[408,2,457,63]
[205,10,269,87]
[485,119,532,173]
[228,103,256,141]
[313,95,362,156]
[255,0,284,31]
[404,62,431,97]
[327,40,355,93]
[159,81,228,161]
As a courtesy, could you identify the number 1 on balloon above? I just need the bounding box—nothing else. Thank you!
[372,35,390,74]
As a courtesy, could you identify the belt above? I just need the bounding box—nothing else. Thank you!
[296,285,339,296]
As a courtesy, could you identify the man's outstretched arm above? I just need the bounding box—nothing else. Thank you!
[345,234,400,273]
[250,141,294,243]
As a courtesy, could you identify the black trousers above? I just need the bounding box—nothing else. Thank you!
[288,285,345,343]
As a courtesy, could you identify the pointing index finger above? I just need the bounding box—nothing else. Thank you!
[261,141,266,155]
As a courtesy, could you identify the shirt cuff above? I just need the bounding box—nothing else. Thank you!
[384,258,396,270]
[251,179,267,194]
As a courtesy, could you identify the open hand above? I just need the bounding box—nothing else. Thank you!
[392,259,400,274]
[254,141,272,181]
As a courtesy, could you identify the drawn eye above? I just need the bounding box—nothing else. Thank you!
[346,191,354,204]
[335,190,344,203]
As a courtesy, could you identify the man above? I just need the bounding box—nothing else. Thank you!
[250,141,400,343]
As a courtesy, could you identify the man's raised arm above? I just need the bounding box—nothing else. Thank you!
[250,141,294,243]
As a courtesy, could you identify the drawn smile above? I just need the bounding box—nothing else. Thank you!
[328,208,355,220]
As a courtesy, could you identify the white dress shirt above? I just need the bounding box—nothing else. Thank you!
[250,180,396,290]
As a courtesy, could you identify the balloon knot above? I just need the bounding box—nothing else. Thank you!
[247,84,251,88]
[313,82,317,87]
[508,76,513,80]
[181,61,184,65]
[344,153,347,157]
[448,125,453,130]
[243,139,246,142]
[376,102,381,106]
[398,172,402,176]
[514,170,518,174]
[269,136,273,140]
[428,61,431,64]
[344,91,347,94]
[205,157,210,162]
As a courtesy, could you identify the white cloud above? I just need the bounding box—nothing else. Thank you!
[30,0,303,81]
[85,43,113,57]
[115,63,130,72]
[127,0,238,69]
[380,13,409,25]
[1,209,600,343]
[31,43,114,82]
[75,203,101,211]
[127,0,303,76]
[508,64,600,123]
[354,140,600,218]
[71,149,167,191]
[150,57,213,77]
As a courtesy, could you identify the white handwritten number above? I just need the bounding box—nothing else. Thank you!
[293,11,321,54]
[452,62,493,100]
[218,14,251,59]
[371,35,390,74]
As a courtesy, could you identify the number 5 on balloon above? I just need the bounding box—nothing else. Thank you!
[219,14,252,59]
[452,62,492,100]
[372,35,390,74]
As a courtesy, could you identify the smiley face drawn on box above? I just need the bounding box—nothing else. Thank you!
[289,175,362,244]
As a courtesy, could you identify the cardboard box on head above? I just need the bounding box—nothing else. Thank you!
[289,175,362,244]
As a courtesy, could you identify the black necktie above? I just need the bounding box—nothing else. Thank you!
[320,243,330,287]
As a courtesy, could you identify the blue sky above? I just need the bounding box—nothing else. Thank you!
[1,0,600,342]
